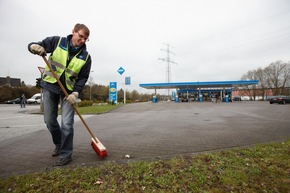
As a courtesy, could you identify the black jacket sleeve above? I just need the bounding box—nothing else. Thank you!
[28,36,60,54]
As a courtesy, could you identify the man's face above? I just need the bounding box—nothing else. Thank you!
[71,29,89,47]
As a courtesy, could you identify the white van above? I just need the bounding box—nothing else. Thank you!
[27,93,42,104]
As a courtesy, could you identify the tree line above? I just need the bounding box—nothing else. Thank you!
[0,83,154,104]
[80,84,153,103]
[240,60,290,100]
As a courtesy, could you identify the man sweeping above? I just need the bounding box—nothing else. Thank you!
[28,23,92,166]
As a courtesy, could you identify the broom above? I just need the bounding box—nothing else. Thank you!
[42,56,108,158]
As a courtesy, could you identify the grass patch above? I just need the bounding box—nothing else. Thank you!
[1,140,289,192]
[76,104,122,114]
[30,103,122,115]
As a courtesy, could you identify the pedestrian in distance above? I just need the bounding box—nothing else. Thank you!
[20,94,26,108]
[28,23,92,166]
[215,94,219,103]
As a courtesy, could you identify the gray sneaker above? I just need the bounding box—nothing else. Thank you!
[54,156,72,166]
[52,147,60,157]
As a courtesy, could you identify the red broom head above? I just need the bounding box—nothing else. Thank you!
[91,138,108,158]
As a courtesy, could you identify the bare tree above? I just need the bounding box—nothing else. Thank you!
[280,61,290,94]
[264,60,290,95]
[241,69,258,100]
[241,60,290,99]
[130,90,140,101]
[255,67,268,100]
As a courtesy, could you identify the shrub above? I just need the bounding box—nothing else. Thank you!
[77,100,93,107]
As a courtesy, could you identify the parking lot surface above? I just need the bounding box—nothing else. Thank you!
[0,101,289,178]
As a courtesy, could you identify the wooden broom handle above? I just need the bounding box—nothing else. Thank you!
[42,56,99,143]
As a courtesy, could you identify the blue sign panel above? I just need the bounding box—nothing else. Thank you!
[125,77,131,85]
[109,82,117,102]
[117,67,125,75]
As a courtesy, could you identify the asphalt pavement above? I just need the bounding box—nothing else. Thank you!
[1,101,290,179]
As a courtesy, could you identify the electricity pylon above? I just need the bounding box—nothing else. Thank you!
[158,43,177,98]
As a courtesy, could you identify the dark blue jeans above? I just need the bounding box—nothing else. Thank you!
[43,89,75,158]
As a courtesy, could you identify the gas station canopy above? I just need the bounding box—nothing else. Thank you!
[139,80,259,90]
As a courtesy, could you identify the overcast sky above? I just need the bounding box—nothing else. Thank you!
[1,0,289,94]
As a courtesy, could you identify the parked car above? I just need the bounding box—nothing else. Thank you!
[269,96,290,104]
[5,98,21,104]
[241,96,250,101]
[27,93,42,104]
[181,98,188,102]
[233,96,242,101]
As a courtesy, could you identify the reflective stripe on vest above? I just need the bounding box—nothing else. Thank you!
[43,37,89,91]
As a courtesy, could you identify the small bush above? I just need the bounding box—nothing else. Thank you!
[77,100,93,107]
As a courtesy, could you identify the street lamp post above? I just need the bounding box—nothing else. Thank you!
[122,83,126,104]
[90,85,92,101]
[89,71,94,101]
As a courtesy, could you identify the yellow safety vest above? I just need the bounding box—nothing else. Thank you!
[43,37,89,91]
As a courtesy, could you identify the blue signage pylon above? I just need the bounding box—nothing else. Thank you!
[117,67,125,75]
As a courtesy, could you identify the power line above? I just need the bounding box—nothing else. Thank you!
[177,9,290,58]
[179,26,290,60]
